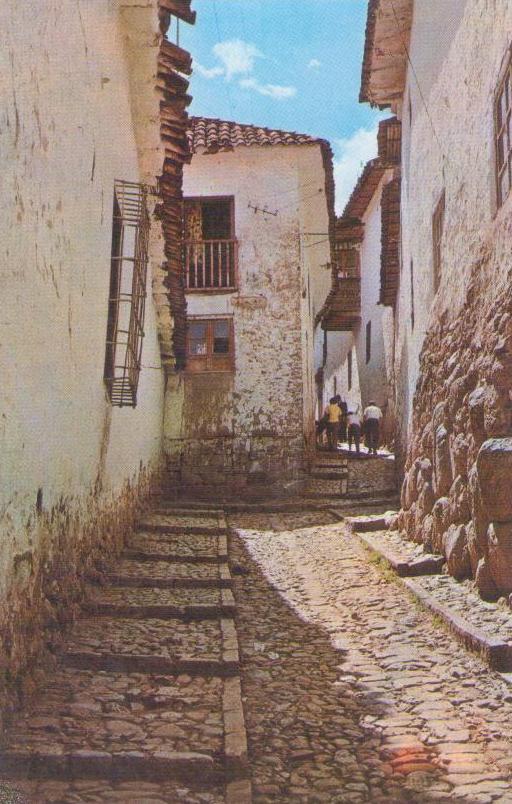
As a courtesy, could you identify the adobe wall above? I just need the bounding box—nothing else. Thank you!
[395,0,512,598]
[164,144,331,495]
[0,1,167,717]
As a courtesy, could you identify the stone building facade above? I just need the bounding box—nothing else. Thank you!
[164,118,335,496]
[320,118,400,442]
[0,0,194,714]
[361,0,512,598]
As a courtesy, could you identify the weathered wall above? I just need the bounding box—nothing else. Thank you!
[323,173,395,438]
[164,143,331,493]
[396,0,512,598]
[0,0,167,714]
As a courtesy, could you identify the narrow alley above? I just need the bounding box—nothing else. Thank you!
[3,453,512,803]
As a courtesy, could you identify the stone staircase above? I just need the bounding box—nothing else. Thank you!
[0,510,251,803]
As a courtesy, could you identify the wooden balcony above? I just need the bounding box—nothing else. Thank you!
[184,239,238,291]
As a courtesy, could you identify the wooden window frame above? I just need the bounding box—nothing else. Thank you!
[186,316,235,374]
[183,196,238,293]
[432,190,445,294]
[495,47,512,208]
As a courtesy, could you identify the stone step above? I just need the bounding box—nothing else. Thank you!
[83,586,236,619]
[96,559,232,589]
[61,616,238,676]
[0,669,224,781]
[124,531,228,564]
[310,470,349,480]
[139,513,227,536]
[0,778,227,803]
[356,529,445,577]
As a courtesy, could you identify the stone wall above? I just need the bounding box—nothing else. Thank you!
[395,1,512,598]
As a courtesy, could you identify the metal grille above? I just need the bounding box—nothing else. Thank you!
[104,180,150,407]
[496,52,512,207]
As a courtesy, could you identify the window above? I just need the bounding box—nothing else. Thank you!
[432,190,445,293]
[186,318,234,373]
[495,51,512,207]
[184,197,237,290]
[348,350,353,391]
[104,180,150,407]
[366,321,372,364]
[333,376,337,396]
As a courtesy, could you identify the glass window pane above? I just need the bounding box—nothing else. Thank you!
[189,322,207,339]
[213,320,229,338]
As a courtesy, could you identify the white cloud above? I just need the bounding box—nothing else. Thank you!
[239,77,297,100]
[333,126,379,214]
[212,39,262,81]
[194,61,225,79]
[308,59,321,70]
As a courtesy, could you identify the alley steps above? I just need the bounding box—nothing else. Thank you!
[0,510,251,803]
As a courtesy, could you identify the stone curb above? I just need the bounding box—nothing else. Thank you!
[401,578,512,672]
[0,749,218,783]
[122,550,227,565]
[223,677,249,779]
[62,651,239,677]
[81,601,236,619]
[226,778,253,803]
[221,618,240,665]
[99,573,232,590]
[353,531,445,577]
[151,507,225,517]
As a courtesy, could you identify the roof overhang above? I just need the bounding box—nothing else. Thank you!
[360,0,413,108]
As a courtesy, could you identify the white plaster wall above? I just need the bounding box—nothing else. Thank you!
[323,333,361,413]
[395,0,512,456]
[166,143,331,480]
[354,174,392,412]
[0,1,165,602]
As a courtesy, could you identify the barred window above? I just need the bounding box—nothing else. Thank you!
[104,180,150,407]
[495,51,512,207]
[186,318,234,373]
[366,321,372,364]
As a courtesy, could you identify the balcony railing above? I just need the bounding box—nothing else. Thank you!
[184,239,238,291]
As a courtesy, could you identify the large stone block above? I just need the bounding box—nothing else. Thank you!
[468,386,487,447]
[431,497,450,554]
[443,524,471,580]
[476,438,512,522]
[449,475,471,525]
[450,433,469,479]
[466,521,482,576]
[418,482,435,517]
[475,557,499,600]
[488,522,512,595]
[434,425,453,497]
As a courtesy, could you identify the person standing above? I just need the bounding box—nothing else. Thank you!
[347,410,362,456]
[324,397,342,451]
[335,395,348,443]
[363,401,383,455]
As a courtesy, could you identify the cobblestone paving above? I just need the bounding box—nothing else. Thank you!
[359,528,440,564]
[126,532,221,557]
[65,617,223,660]
[10,779,225,803]
[230,512,512,802]
[86,586,224,608]
[5,671,223,756]
[112,558,223,581]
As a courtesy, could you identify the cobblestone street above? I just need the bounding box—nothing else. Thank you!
[3,453,512,802]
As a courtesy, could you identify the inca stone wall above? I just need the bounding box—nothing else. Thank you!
[395,0,512,598]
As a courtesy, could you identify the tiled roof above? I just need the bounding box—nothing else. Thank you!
[187,116,328,153]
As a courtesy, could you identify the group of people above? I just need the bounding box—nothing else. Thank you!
[318,395,383,456]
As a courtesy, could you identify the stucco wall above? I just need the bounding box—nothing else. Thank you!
[0,0,166,713]
[164,143,331,493]
[395,0,512,598]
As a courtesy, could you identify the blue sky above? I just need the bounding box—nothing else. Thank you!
[180,0,387,212]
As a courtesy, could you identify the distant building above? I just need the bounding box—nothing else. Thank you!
[361,0,512,598]
[164,117,335,496]
[0,0,194,707]
[320,117,401,442]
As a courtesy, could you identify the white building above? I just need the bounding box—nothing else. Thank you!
[320,118,400,442]
[361,0,512,597]
[164,117,335,496]
[0,0,194,708]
